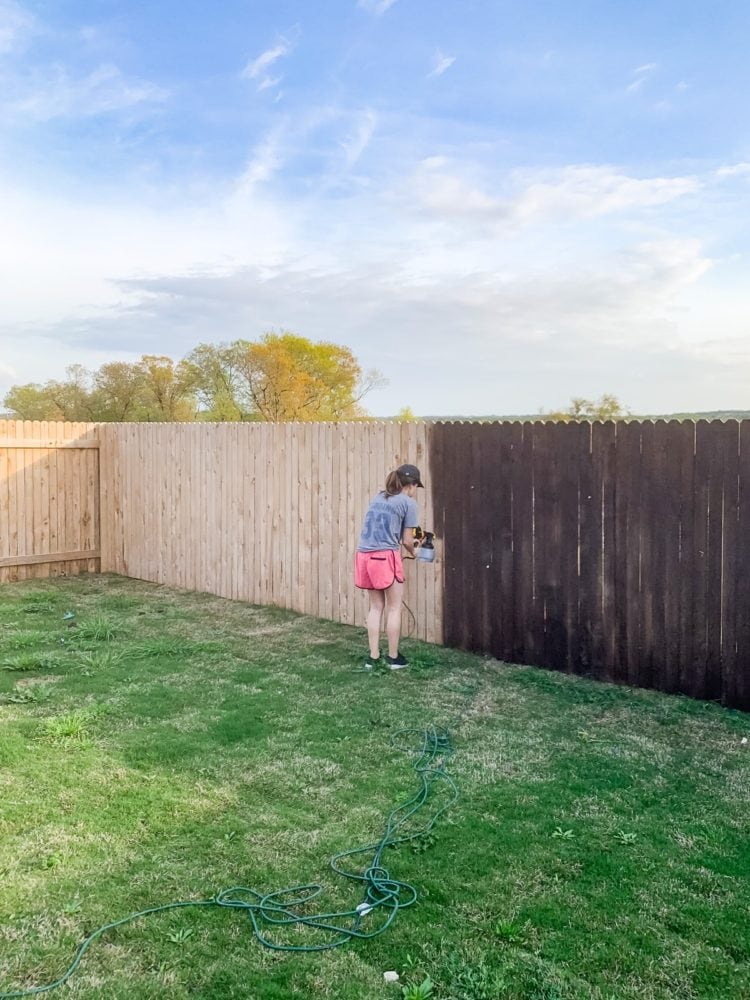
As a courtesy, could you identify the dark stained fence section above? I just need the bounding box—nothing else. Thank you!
[430,419,749,710]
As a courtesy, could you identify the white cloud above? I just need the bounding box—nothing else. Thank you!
[716,162,750,178]
[236,127,286,193]
[513,166,699,221]
[12,230,720,416]
[339,109,377,170]
[242,42,287,79]
[257,75,282,93]
[427,50,455,78]
[8,63,168,120]
[406,163,699,226]
[357,0,399,15]
[0,132,743,417]
[242,39,292,92]
[0,167,293,337]
[0,0,32,54]
[626,62,657,93]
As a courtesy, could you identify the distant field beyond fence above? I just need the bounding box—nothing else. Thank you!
[2,418,748,709]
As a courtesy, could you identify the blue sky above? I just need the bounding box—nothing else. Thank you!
[1,0,749,415]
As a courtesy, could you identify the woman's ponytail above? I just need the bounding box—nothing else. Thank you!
[384,470,403,497]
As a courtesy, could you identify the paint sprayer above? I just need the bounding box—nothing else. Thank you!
[412,526,436,563]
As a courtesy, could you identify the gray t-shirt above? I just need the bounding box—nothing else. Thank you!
[358,491,419,552]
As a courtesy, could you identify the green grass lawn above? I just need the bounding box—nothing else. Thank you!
[1,575,749,1000]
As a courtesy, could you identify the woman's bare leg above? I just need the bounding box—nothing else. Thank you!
[366,589,386,658]
[384,580,404,658]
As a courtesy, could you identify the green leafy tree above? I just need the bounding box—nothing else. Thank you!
[2,383,60,420]
[89,361,147,421]
[181,342,252,420]
[138,356,197,421]
[544,393,628,422]
[29,365,97,420]
[395,406,417,422]
[4,334,384,422]
[185,334,384,421]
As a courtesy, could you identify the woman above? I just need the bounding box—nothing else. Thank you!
[355,463,423,669]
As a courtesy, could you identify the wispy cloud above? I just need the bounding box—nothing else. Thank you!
[339,109,377,170]
[626,62,657,93]
[427,50,456,78]
[357,0,399,15]
[242,37,294,93]
[716,162,750,179]
[0,0,32,54]
[513,166,699,222]
[407,162,699,226]
[257,75,282,93]
[0,358,17,379]
[236,127,286,194]
[9,63,168,121]
[243,41,288,80]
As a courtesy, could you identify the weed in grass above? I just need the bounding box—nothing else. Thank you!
[551,827,574,840]
[21,601,55,614]
[166,927,195,945]
[410,832,438,855]
[129,637,221,659]
[69,616,119,642]
[1,652,58,672]
[441,952,510,999]
[613,830,638,845]
[402,977,433,1000]
[1,683,53,705]
[493,918,525,944]
[2,630,50,650]
[39,710,94,746]
[77,648,125,671]
[402,648,442,671]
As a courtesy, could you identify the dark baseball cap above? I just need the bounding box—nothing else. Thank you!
[397,464,424,487]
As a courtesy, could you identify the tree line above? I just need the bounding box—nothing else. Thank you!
[3,334,385,422]
[3,329,628,423]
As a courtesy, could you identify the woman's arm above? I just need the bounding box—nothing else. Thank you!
[401,526,417,559]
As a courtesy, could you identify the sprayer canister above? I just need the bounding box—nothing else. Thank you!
[417,546,435,563]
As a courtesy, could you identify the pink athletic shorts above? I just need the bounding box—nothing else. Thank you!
[355,550,405,590]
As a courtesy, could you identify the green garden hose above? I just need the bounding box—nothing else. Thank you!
[0,726,457,998]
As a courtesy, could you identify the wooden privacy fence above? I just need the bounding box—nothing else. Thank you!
[0,421,100,583]
[432,419,750,710]
[97,422,442,644]
[2,418,749,709]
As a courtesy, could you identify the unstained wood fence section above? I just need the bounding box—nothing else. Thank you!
[96,421,442,645]
[0,421,100,583]
[1,418,748,709]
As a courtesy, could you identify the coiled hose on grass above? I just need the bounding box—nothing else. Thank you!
[0,726,457,997]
